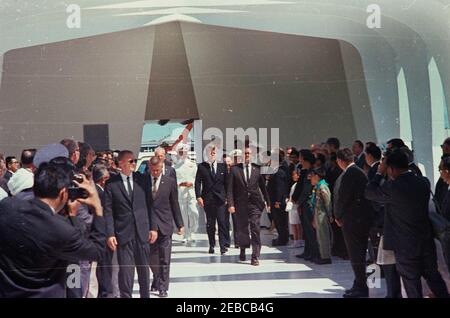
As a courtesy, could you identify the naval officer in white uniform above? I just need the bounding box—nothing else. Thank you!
[174,143,199,242]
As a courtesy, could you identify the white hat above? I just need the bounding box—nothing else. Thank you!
[7,168,34,196]
[33,143,69,168]
[229,149,243,157]
[175,143,190,152]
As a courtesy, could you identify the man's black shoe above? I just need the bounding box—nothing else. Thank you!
[159,290,168,298]
[315,258,332,265]
[239,249,246,261]
[343,289,368,298]
[208,247,214,254]
[251,258,259,266]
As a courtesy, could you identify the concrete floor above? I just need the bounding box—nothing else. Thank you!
[131,229,389,298]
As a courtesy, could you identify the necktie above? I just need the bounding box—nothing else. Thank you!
[152,177,158,199]
[211,162,216,177]
[126,176,133,199]
[245,164,250,184]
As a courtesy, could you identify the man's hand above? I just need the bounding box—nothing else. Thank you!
[266,203,271,213]
[107,236,118,251]
[335,219,343,227]
[73,174,103,216]
[274,202,281,209]
[228,206,236,214]
[177,227,185,236]
[149,230,158,244]
[197,197,204,208]
[67,200,80,217]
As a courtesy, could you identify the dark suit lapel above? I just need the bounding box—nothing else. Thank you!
[154,175,166,200]
[117,176,132,204]
[249,165,258,185]
[237,164,247,187]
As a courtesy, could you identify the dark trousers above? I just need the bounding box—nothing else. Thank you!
[342,219,370,290]
[231,212,238,246]
[272,206,289,244]
[66,261,91,298]
[383,264,402,298]
[204,199,228,252]
[299,205,319,259]
[395,240,449,298]
[443,233,450,274]
[331,222,348,258]
[117,237,150,298]
[236,203,262,258]
[96,247,114,298]
[150,233,172,292]
[223,208,232,247]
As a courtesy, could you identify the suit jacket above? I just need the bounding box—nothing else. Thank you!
[164,164,177,182]
[367,162,380,182]
[334,164,374,224]
[149,174,183,236]
[409,162,423,177]
[0,177,9,194]
[355,153,366,169]
[227,163,270,212]
[291,168,313,209]
[435,177,448,210]
[104,172,156,245]
[267,168,289,209]
[195,162,228,204]
[365,172,433,253]
[96,184,105,207]
[0,197,106,297]
[3,170,13,182]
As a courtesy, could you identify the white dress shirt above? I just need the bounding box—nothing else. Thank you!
[151,173,162,192]
[243,162,252,181]
[120,172,134,194]
[208,160,217,174]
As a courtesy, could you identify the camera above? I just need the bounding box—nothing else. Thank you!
[68,173,89,201]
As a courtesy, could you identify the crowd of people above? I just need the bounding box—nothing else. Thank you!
[0,135,449,298]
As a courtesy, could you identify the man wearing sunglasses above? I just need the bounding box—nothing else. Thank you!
[104,150,157,298]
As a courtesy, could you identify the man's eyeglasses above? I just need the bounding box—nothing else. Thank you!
[128,159,137,164]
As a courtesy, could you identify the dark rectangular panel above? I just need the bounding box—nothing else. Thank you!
[83,124,109,151]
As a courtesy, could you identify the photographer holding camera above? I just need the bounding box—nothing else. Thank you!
[366,149,449,298]
[0,157,106,298]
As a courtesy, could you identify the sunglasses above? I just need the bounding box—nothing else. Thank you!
[128,159,137,164]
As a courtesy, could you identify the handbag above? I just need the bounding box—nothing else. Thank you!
[429,190,450,242]
[285,200,293,212]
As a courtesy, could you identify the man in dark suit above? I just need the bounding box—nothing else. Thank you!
[195,145,229,254]
[0,158,106,297]
[267,150,289,246]
[434,137,450,207]
[386,138,422,177]
[365,149,449,298]
[148,157,184,297]
[104,150,157,298]
[334,148,374,298]
[4,156,19,182]
[92,164,114,298]
[352,140,366,170]
[227,146,270,266]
